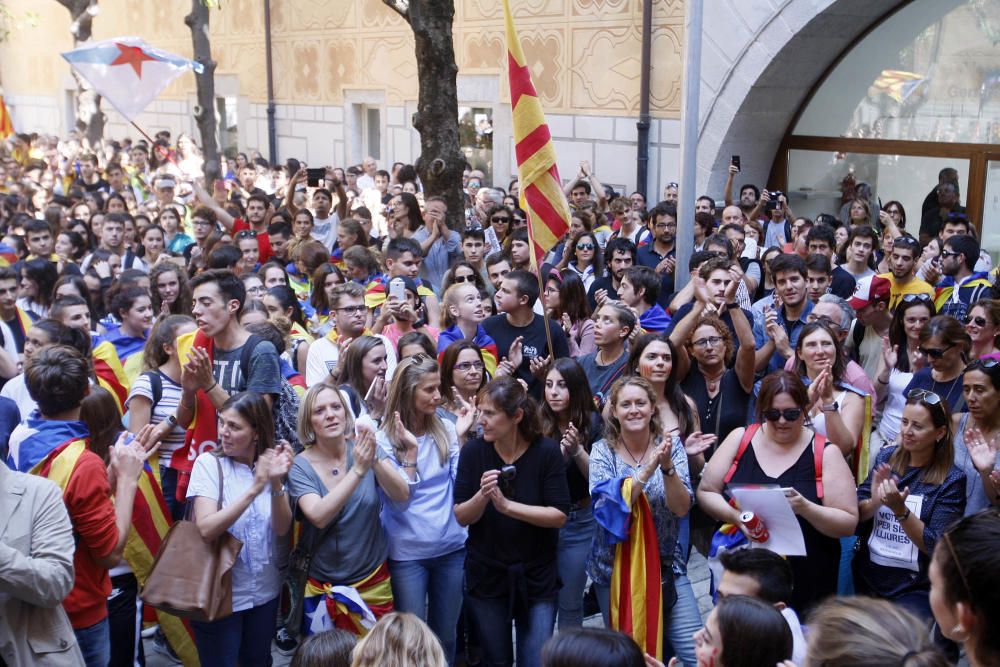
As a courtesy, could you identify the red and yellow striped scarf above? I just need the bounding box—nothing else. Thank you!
[92,340,130,415]
[610,476,663,660]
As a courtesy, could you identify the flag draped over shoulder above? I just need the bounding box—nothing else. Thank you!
[10,419,90,473]
[92,340,130,416]
[502,0,570,263]
[593,476,664,659]
[61,37,203,122]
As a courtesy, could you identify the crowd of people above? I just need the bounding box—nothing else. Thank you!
[1,129,999,667]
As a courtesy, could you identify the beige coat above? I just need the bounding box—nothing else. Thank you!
[0,464,84,666]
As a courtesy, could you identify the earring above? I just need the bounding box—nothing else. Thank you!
[951,624,969,640]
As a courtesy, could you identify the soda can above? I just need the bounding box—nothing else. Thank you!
[740,511,769,543]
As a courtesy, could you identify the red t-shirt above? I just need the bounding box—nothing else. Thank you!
[61,450,119,629]
[233,218,273,264]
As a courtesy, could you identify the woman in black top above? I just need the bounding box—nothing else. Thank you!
[454,376,570,667]
[540,358,603,629]
[697,371,859,613]
[672,272,755,456]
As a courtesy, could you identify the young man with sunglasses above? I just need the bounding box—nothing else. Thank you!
[877,235,933,311]
[933,234,992,322]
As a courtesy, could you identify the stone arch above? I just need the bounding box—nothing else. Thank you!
[696,0,906,197]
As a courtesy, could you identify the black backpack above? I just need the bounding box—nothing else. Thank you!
[238,335,302,452]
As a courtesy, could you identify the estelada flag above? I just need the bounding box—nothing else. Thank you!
[503,0,571,263]
[92,339,130,415]
[0,93,13,139]
[62,37,202,122]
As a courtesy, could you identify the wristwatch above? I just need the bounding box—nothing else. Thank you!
[820,401,839,412]
[725,302,739,310]
[894,508,911,522]
[271,484,287,498]
[165,414,179,428]
[661,465,676,477]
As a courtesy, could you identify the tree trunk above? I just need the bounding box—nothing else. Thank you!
[185,0,221,183]
[58,0,104,148]
[395,0,465,231]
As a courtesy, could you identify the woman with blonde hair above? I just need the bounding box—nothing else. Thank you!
[800,596,950,667]
[288,384,405,638]
[375,355,468,663]
[587,375,693,664]
[350,612,447,667]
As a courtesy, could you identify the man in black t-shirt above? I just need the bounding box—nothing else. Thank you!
[483,270,568,397]
[586,237,635,310]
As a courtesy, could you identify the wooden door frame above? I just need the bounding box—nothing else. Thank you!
[776,135,1000,234]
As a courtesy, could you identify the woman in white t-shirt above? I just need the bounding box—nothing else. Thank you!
[125,314,197,519]
[186,392,295,666]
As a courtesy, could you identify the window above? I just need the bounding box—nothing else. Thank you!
[459,106,493,184]
[216,96,239,158]
[794,0,1000,144]
[366,107,381,161]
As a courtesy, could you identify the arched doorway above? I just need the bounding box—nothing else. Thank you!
[773,0,1000,259]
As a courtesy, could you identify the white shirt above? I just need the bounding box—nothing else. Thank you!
[304,334,398,388]
[311,214,340,251]
[1,374,37,421]
[186,453,281,612]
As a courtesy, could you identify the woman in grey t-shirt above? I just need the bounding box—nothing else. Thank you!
[287,383,403,637]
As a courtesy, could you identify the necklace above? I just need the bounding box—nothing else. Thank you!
[931,375,961,408]
[703,367,725,394]
[621,440,651,468]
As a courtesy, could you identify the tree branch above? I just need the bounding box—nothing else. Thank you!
[381,0,409,21]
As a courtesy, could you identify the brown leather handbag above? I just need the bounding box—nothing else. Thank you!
[141,455,243,622]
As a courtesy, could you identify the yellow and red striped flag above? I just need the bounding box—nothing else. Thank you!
[503,0,570,264]
[0,93,13,139]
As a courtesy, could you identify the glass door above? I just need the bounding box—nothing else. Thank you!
[982,159,1000,266]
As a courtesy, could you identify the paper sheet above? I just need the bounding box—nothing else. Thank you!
[729,485,807,556]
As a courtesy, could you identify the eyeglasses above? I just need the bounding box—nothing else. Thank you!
[666,182,679,188]
[576,243,595,251]
[193,219,213,227]
[452,274,475,284]
[901,293,932,304]
[691,336,723,349]
[886,208,903,216]
[336,305,367,315]
[807,314,842,331]
[964,358,1000,373]
[893,236,919,249]
[964,315,989,327]
[454,361,485,372]
[940,251,962,259]
[236,230,257,240]
[653,222,677,231]
[762,408,803,422]
[918,345,954,359]
[907,388,942,405]
[245,285,264,295]
[491,216,510,224]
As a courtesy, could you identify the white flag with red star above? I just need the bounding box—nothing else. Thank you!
[62,37,203,122]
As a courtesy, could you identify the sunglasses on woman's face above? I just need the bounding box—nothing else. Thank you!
[491,216,510,224]
[762,408,802,422]
[964,315,989,327]
[452,274,475,284]
[576,243,595,251]
[918,345,954,359]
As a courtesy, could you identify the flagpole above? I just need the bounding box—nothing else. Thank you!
[526,228,557,363]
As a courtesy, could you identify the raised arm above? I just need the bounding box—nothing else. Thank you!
[193,178,236,231]
[723,164,737,207]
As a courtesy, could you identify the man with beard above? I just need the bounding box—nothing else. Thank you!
[636,202,676,306]
[587,237,635,310]
[875,235,933,311]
